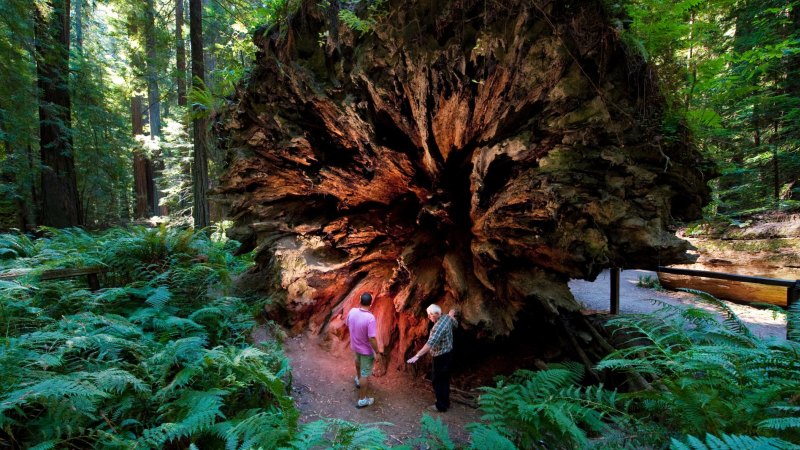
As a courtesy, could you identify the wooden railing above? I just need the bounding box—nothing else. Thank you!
[0,266,106,290]
[607,266,800,339]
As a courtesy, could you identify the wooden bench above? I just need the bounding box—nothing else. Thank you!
[0,266,106,291]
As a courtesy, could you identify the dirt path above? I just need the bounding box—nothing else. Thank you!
[283,335,482,445]
[271,269,786,446]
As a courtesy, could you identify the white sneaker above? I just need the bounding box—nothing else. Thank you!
[356,397,374,408]
[354,376,360,388]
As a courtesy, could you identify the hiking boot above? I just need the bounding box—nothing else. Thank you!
[428,404,445,413]
[354,376,360,388]
[356,397,374,408]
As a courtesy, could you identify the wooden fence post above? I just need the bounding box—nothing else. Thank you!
[610,267,620,315]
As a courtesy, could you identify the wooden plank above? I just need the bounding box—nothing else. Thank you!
[658,272,789,307]
[0,269,33,280]
[657,266,795,288]
[0,266,106,291]
[38,267,105,280]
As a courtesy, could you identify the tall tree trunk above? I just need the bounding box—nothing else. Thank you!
[190,0,209,228]
[145,0,161,138]
[34,0,82,228]
[132,95,154,218]
[144,0,166,216]
[0,114,28,229]
[784,3,800,196]
[27,141,38,226]
[73,0,82,54]
[176,0,187,107]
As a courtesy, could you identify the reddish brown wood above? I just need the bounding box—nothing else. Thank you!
[35,0,82,227]
[217,0,714,367]
[131,95,154,218]
[176,0,187,107]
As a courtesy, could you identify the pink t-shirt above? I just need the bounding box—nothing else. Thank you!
[346,308,377,355]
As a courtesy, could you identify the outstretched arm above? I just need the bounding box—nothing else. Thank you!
[406,344,430,364]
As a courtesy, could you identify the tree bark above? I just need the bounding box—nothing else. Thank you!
[132,95,154,218]
[73,0,82,54]
[34,0,82,228]
[0,113,28,230]
[190,0,209,228]
[217,0,715,369]
[144,0,161,138]
[176,0,187,107]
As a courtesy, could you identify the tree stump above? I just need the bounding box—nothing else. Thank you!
[216,0,714,371]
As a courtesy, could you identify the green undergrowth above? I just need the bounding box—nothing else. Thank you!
[0,226,386,449]
[636,274,664,291]
[2,227,800,449]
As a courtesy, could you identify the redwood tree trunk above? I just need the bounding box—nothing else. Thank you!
[190,0,209,228]
[218,0,715,371]
[144,0,161,138]
[35,0,82,228]
[176,0,187,107]
[132,95,154,218]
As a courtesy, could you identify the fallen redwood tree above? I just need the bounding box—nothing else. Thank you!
[216,0,714,376]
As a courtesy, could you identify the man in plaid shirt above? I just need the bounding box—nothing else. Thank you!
[407,304,458,412]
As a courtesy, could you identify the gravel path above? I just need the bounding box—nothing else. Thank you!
[569,269,787,340]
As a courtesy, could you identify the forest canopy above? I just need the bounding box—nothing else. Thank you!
[0,0,797,229]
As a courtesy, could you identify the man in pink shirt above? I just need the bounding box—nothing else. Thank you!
[346,292,382,408]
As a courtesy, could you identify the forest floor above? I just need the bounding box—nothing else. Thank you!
[276,269,786,445]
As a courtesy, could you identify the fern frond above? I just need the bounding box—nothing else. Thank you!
[418,414,455,450]
[89,368,150,394]
[147,336,208,368]
[670,433,797,449]
[224,410,291,450]
[146,286,172,309]
[678,289,756,341]
[286,419,331,450]
[146,389,228,445]
[758,417,800,431]
[466,423,517,450]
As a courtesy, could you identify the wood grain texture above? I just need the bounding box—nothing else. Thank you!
[216,0,714,366]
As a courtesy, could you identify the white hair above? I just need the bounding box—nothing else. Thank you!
[426,304,442,315]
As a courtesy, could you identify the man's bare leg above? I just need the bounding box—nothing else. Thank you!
[354,357,361,385]
[358,375,369,400]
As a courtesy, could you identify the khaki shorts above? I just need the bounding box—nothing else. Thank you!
[355,353,375,378]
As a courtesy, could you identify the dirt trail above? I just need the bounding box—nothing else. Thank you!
[272,269,786,446]
[283,335,482,445]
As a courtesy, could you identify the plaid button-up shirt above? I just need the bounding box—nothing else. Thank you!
[426,314,456,357]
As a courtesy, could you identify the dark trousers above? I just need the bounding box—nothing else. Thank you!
[432,351,452,411]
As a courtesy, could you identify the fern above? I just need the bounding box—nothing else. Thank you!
[670,433,797,449]
[285,418,388,449]
[0,226,304,449]
[466,423,518,450]
[759,417,800,432]
[224,409,293,450]
[678,288,756,341]
[0,232,35,260]
[416,413,455,450]
[476,363,633,448]
[144,389,228,446]
[145,285,172,309]
[337,0,387,36]
[596,291,800,442]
